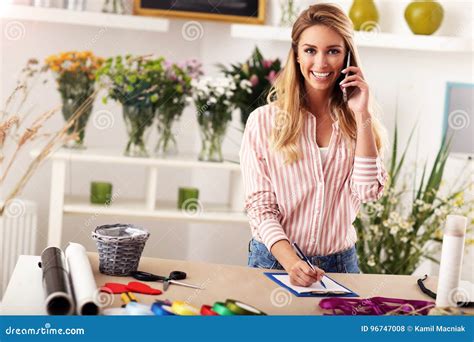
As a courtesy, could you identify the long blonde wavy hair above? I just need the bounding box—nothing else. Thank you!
[267,3,387,164]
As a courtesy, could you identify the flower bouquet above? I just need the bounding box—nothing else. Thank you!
[218,47,281,126]
[45,51,103,148]
[154,59,203,157]
[97,55,164,157]
[191,76,236,162]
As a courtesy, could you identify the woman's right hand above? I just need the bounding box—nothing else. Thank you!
[288,260,325,287]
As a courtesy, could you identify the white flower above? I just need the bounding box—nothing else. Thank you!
[389,212,400,221]
[400,236,408,243]
[367,255,376,267]
[400,221,410,230]
[370,225,379,233]
[390,226,399,235]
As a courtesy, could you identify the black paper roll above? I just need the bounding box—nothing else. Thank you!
[39,247,75,315]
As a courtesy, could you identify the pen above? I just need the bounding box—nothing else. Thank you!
[292,242,326,288]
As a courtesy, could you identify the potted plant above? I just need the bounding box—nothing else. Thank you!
[97,55,164,157]
[45,51,103,149]
[354,125,473,275]
[218,47,281,127]
[154,59,203,157]
[191,76,236,162]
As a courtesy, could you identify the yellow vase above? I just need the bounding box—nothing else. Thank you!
[405,0,444,35]
[349,0,379,31]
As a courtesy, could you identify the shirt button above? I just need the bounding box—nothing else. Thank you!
[310,237,316,244]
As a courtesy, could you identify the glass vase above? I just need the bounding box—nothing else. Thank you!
[61,96,93,149]
[154,107,181,157]
[122,104,154,157]
[197,111,230,163]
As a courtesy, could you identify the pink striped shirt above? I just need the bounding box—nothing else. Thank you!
[240,104,387,256]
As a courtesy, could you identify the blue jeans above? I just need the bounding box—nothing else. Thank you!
[248,239,360,273]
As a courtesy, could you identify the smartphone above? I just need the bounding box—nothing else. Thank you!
[340,51,351,102]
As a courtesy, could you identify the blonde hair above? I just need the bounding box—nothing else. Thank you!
[267,3,387,164]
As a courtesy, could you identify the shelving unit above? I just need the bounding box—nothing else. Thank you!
[30,148,246,247]
[0,5,169,32]
[230,24,474,53]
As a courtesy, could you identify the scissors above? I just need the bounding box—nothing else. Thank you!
[130,270,204,291]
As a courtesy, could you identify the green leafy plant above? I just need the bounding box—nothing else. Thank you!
[97,55,164,156]
[354,124,473,275]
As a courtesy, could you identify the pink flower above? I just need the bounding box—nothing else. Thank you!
[249,74,259,87]
[265,70,277,84]
[262,59,273,69]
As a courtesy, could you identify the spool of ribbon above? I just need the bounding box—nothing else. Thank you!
[212,302,235,316]
[200,305,219,316]
[319,297,435,315]
[171,301,199,316]
[225,299,267,315]
[152,302,176,316]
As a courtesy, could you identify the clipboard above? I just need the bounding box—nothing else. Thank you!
[265,272,359,298]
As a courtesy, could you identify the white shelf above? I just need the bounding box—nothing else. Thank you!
[31,147,241,171]
[231,24,474,53]
[64,196,248,224]
[0,5,169,33]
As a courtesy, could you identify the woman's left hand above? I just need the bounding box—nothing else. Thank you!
[339,66,370,120]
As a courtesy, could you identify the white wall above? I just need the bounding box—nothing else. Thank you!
[0,1,472,273]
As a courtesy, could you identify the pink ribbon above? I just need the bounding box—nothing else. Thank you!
[319,296,435,315]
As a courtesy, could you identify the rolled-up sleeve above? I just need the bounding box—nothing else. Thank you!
[239,111,288,251]
[350,156,387,203]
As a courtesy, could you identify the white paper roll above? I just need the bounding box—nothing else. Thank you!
[436,215,467,307]
[65,243,100,315]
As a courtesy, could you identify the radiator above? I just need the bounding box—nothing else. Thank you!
[0,199,37,298]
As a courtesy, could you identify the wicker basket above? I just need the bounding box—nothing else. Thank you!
[92,223,150,276]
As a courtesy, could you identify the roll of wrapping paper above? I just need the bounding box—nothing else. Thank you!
[65,243,99,315]
[225,299,267,315]
[436,215,467,308]
[171,301,199,316]
[39,247,75,315]
[212,302,235,316]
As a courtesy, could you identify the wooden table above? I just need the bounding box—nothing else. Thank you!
[1,253,469,315]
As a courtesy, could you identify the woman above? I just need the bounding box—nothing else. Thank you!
[240,3,388,287]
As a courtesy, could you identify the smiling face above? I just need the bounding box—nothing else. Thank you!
[296,24,347,93]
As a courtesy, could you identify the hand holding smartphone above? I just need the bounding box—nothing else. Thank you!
[342,51,351,102]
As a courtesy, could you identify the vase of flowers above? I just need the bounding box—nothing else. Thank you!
[45,51,103,149]
[192,76,236,162]
[154,59,203,157]
[354,125,473,275]
[97,55,164,157]
[218,47,281,127]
